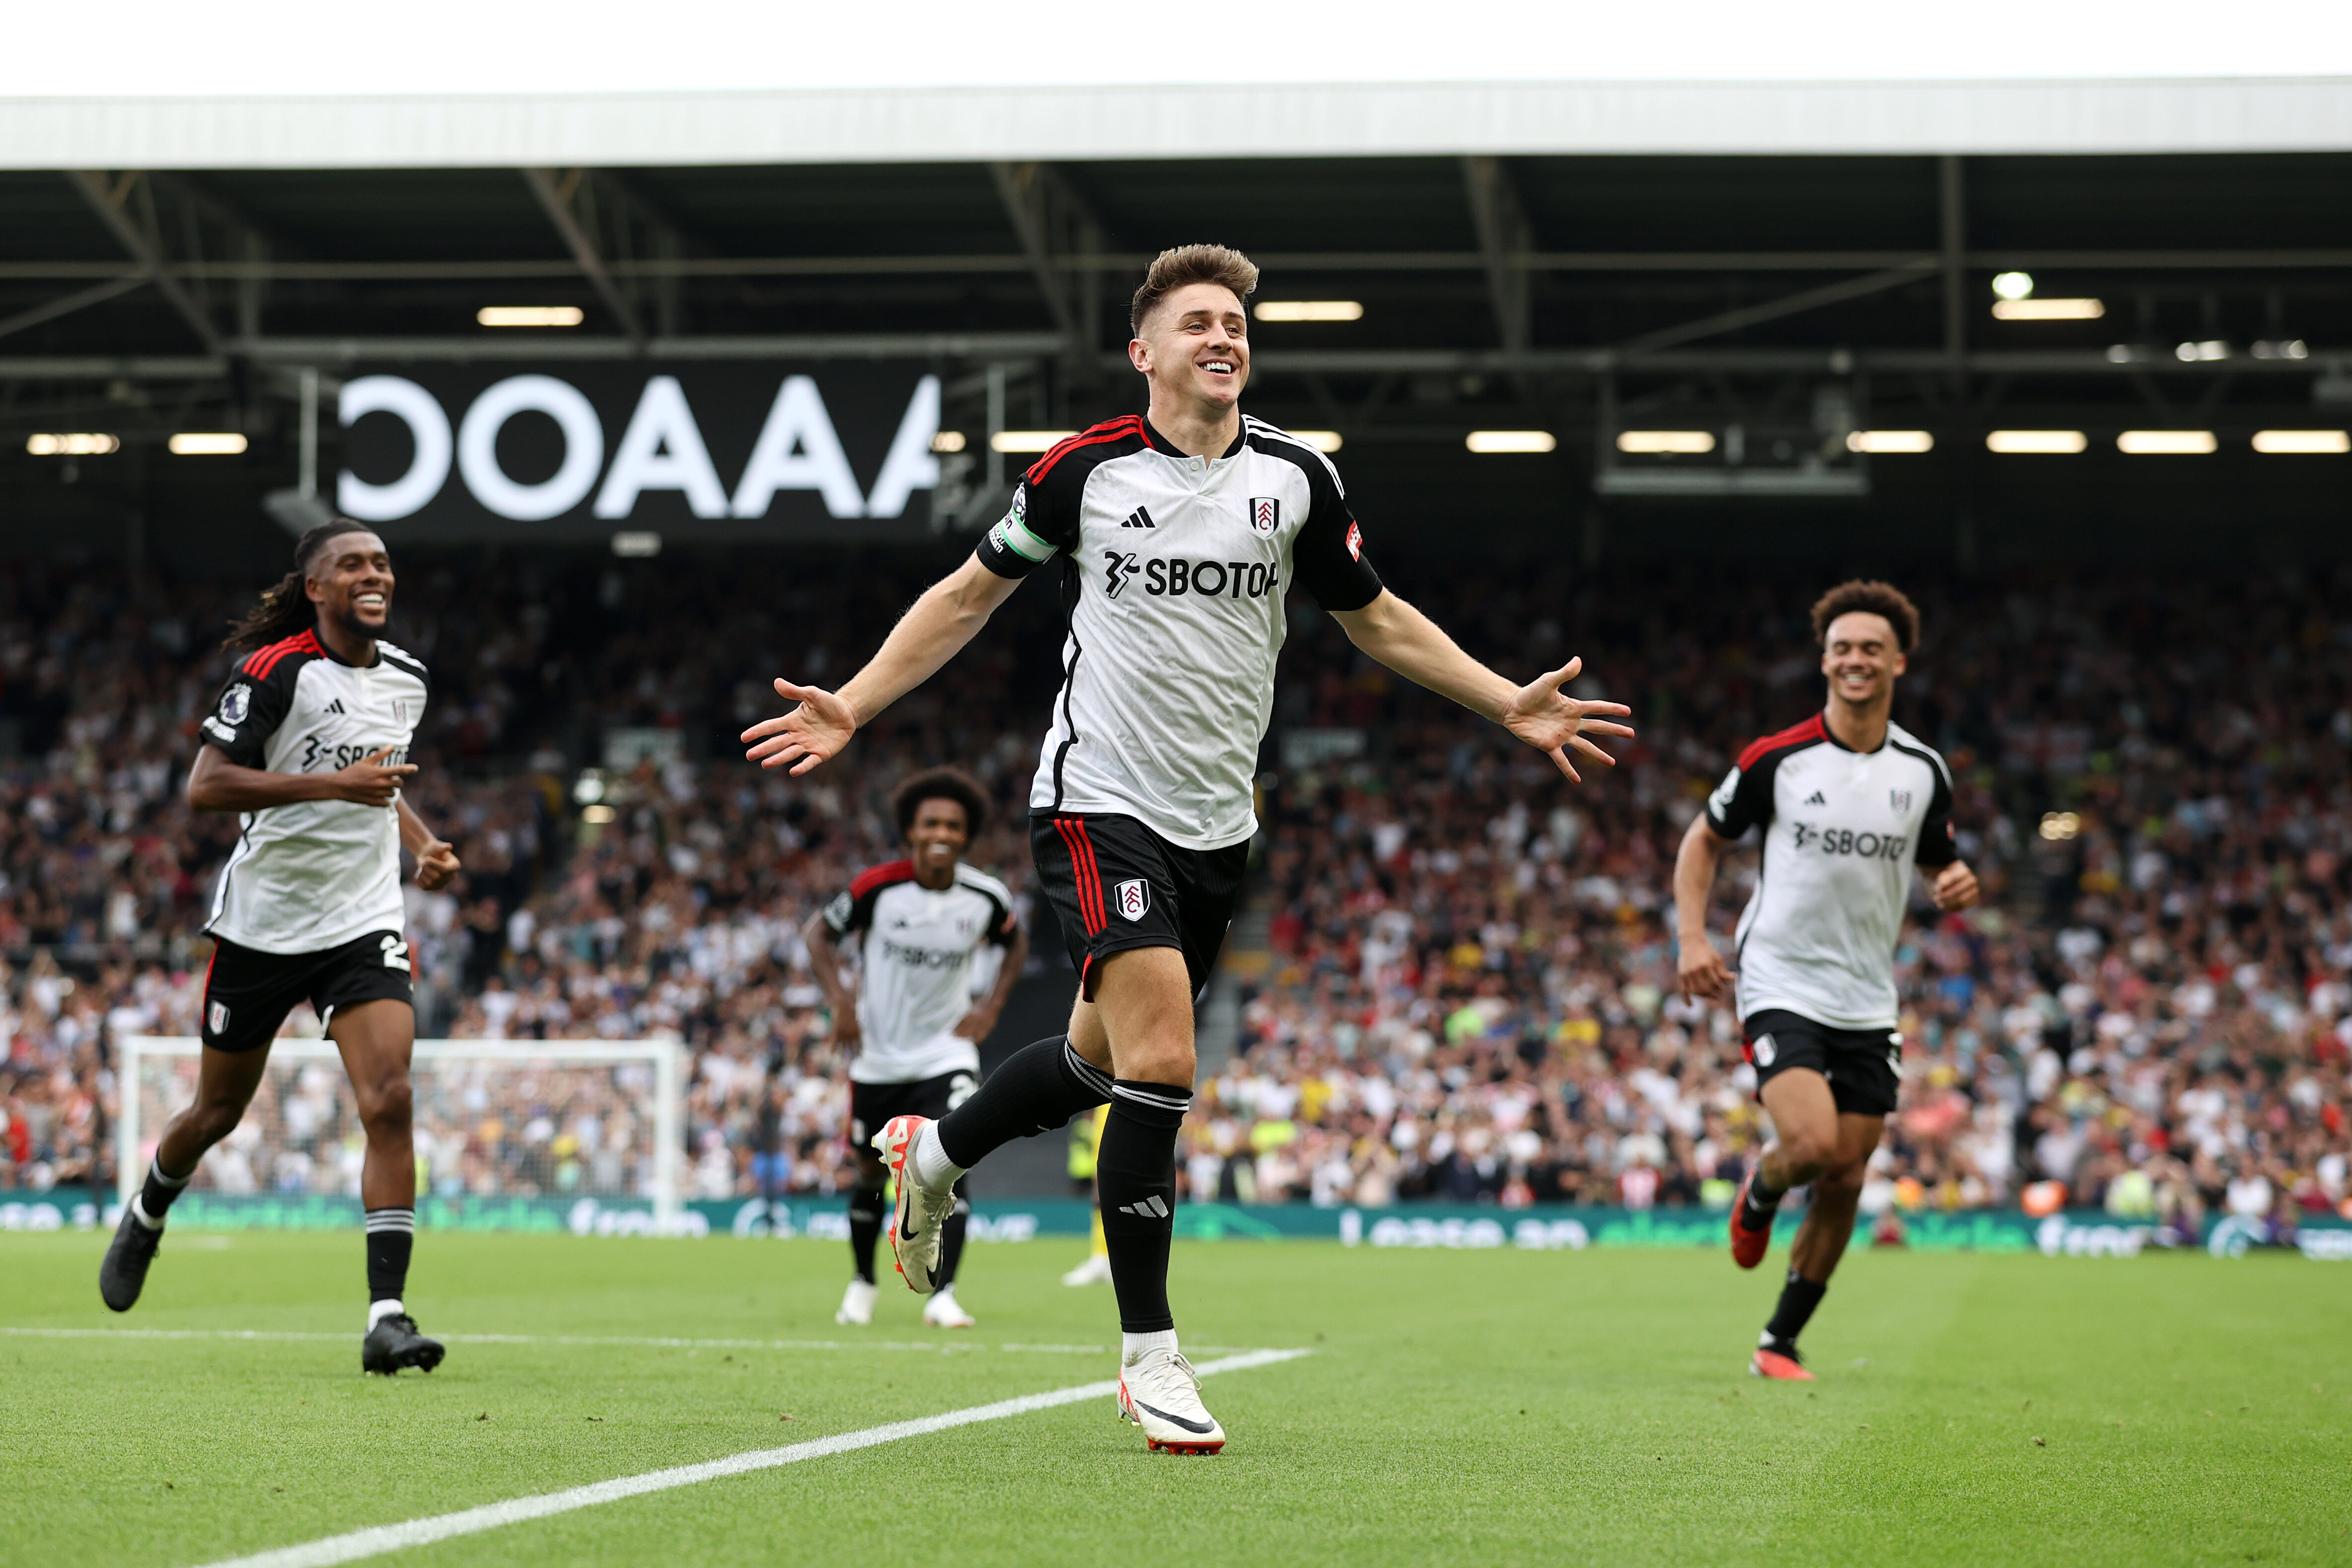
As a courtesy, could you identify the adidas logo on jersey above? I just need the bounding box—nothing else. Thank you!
[1803,790,1826,805]
[1122,505,1156,529]
[324,698,345,714]
[1119,1195,1171,1218]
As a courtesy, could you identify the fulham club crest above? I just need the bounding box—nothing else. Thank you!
[1889,788,1912,814]
[1248,497,1279,536]
[1114,878,1151,922]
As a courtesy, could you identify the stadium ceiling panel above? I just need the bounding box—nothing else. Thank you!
[4,1,2351,167]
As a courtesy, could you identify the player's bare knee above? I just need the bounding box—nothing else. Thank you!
[1118,1032,1195,1090]
[357,1073,414,1139]
[1778,1131,1838,1180]
[186,1100,246,1147]
[1813,1161,1867,1205]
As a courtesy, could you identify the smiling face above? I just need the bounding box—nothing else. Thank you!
[1820,610,1907,710]
[1130,282,1251,418]
[304,529,394,641]
[906,796,972,885]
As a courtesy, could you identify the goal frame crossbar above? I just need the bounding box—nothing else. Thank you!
[118,1037,684,1228]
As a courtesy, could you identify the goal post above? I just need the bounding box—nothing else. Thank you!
[119,1037,684,1230]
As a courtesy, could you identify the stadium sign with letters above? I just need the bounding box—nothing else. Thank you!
[335,365,942,542]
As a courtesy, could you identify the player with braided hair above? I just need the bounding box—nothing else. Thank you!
[100,521,460,1375]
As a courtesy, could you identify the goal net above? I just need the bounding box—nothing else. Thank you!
[119,1038,683,1228]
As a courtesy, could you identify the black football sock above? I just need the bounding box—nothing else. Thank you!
[364,1209,415,1317]
[935,1035,1112,1170]
[1097,1081,1191,1335]
[848,1179,885,1285]
[936,1181,970,1289]
[135,1155,193,1228]
[1742,1167,1786,1228]
[1764,1268,1828,1347]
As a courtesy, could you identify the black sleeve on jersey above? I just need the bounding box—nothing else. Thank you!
[198,663,297,769]
[982,891,1019,947]
[820,887,869,938]
[1905,748,1961,868]
[974,474,1076,579]
[1704,753,1778,841]
[1278,444,1384,613]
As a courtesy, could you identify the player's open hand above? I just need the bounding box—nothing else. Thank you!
[324,746,417,806]
[742,679,858,775]
[1676,932,1733,1001]
[1930,859,1981,912]
[1498,657,1635,783]
[413,837,461,891]
[951,1007,998,1043]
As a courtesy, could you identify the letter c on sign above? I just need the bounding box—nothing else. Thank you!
[457,375,605,522]
[337,375,452,522]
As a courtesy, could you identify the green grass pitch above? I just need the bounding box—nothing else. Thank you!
[2,1227,2346,1567]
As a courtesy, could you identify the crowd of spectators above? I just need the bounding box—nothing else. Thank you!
[3,546,2347,1240]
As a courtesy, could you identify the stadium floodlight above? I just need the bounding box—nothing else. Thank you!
[1986,430,2087,454]
[2252,429,2350,454]
[477,305,585,327]
[1846,430,1934,454]
[25,432,119,455]
[1289,430,1344,452]
[2117,430,2216,455]
[929,430,967,453]
[1254,301,1364,322]
[2175,340,2231,361]
[1612,430,1711,454]
[1992,298,2104,320]
[2039,811,2082,841]
[168,432,247,455]
[1992,271,2035,300]
[121,1036,686,1230]
[1469,430,1557,454]
[581,803,619,824]
[990,429,1075,453]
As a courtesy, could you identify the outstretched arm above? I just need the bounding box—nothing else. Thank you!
[742,555,1023,775]
[1329,589,1634,782]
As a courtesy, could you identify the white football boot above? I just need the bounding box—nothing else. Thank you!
[1118,1346,1226,1454]
[1061,1252,1113,1287]
[921,1285,976,1329]
[835,1278,876,1326]
[872,1117,955,1295]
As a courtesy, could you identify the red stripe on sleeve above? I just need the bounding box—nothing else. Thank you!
[1735,712,1825,772]
[1025,416,1143,487]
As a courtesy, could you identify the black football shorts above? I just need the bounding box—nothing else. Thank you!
[848,1069,980,1151]
[1030,812,1249,1001]
[1741,1008,1902,1118]
[200,929,415,1054]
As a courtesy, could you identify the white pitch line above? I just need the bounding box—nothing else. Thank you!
[0,1326,1114,1355]
[191,1348,1310,1568]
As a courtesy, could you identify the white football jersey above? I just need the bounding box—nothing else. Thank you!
[823,860,1019,1084]
[1704,713,1958,1031]
[199,630,430,955]
[977,414,1384,850]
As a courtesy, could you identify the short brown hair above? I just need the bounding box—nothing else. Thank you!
[892,767,989,840]
[1810,579,1920,653]
[1130,244,1259,337]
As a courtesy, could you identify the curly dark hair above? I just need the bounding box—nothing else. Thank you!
[223,520,381,652]
[1809,579,1920,653]
[891,767,989,841]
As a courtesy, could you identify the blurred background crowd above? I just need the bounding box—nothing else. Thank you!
[4,549,2347,1237]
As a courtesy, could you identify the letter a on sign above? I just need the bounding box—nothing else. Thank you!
[1115,878,1150,922]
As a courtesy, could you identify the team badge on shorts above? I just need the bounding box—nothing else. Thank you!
[208,1000,231,1035]
[1248,497,1279,536]
[1751,1033,1776,1067]
[1114,878,1151,922]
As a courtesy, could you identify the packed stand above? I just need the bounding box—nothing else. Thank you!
[5,552,2349,1230]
